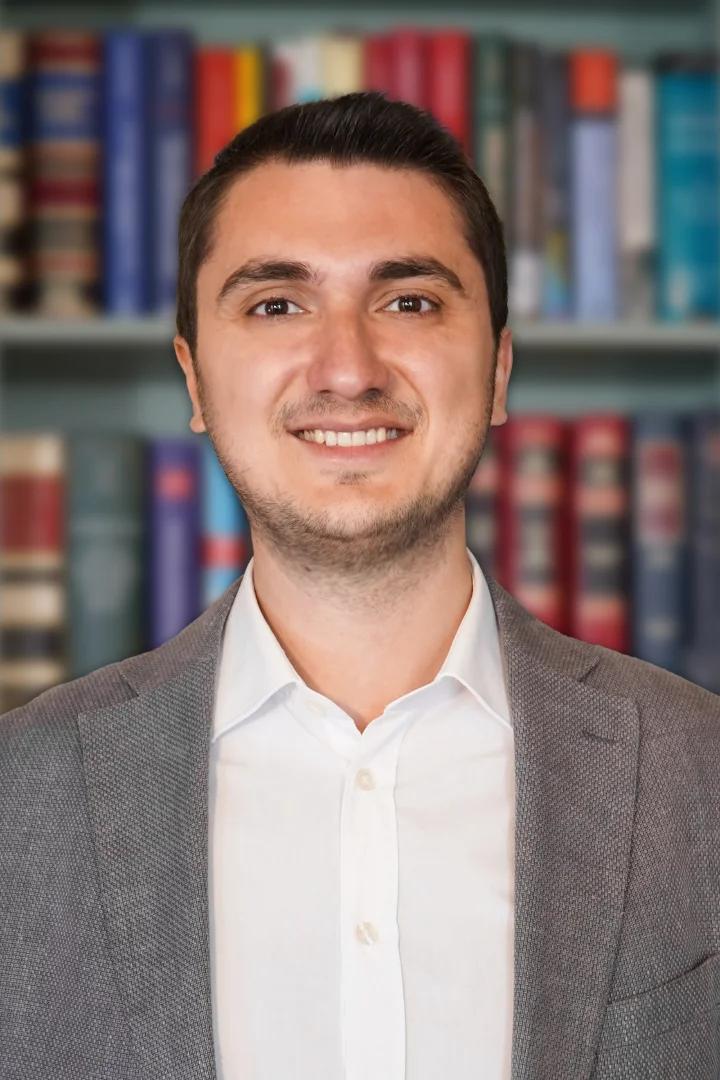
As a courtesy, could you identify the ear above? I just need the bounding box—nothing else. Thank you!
[174,335,207,434]
[489,327,513,427]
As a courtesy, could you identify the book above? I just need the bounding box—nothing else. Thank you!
[200,436,251,607]
[67,434,145,677]
[508,41,543,319]
[656,53,720,321]
[426,30,471,157]
[471,36,511,228]
[0,434,67,712]
[147,438,201,649]
[195,47,234,175]
[569,49,618,320]
[146,30,194,313]
[496,416,568,632]
[0,31,26,312]
[618,66,655,320]
[568,416,630,650]
[630,414,688,673]
[538,49,571,319]
[685,411,720,691]
[28,31,101,316]
[102,30,149,313]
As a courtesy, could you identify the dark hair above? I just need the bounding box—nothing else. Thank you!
[176,91,507,360]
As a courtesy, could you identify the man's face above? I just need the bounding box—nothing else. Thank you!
[175,160,512,575]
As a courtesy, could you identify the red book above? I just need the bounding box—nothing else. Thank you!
[568,416,631,651]
[195,48,235,176]
[0,434,67,712]
[387,28,427,107]
[426,30,472,156]
[364,33,393,95]
[496,416,569,632]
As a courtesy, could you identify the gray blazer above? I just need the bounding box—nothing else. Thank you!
[1,573,719,1080]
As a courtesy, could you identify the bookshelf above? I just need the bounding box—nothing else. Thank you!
[1,0,719,711]
[2,0,719,436]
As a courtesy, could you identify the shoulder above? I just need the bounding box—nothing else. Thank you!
[581,640,720,736]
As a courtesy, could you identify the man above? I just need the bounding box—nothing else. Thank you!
[1,91,719,1080]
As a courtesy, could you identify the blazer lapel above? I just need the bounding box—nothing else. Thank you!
[487,578,641,1080]
[77,582,240,1080]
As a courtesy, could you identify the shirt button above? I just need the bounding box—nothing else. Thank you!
[355,921,379,945]
[355,768,375,791]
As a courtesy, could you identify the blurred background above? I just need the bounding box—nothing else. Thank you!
[1,0,719,713]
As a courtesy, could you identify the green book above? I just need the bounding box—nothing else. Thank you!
[68,434,145,677]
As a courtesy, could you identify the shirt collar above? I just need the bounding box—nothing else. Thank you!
[212,548,512,742]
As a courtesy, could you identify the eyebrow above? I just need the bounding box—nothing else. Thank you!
[215,255,468,306]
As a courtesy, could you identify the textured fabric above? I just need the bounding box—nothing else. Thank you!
[1,570,719,1080]
[209,549,514,1079]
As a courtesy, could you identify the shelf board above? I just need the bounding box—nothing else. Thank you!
[2,316,720,352]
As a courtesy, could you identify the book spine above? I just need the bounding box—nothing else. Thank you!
[0,434,67,714]
[200,437,250,608]
[147,439,201,648]
[568,416,630,650]
[465,431,499,578]
[496,416,569,632]
[147,30,193,313]
[426,31,471,157]
[471,36,510,228]
[539,50,571,319]
[388,28,427,108]
[0,31,27,312]
[685,411,720,692]
[102,31,149,313]
[619,67,655,319]
[363,33,393,96]
[195,47,235,175]
[28,31,101,316]
[290,36,323,103]
[569,50,618,320]
[630,414,688,673]
[233,43,266,131]
[508,42,543,319]
[657,60,720,320]
[67,435,145,677]
[320,33,364,97]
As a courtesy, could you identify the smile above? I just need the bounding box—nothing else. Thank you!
[295,427,402,446]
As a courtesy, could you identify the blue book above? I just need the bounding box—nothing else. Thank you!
[630,414,689,675]
[570,116,617,319]
[685,411,720,692]
[146,30,193,313]
[147,438,201,648]
[102,30,149,313]
[200,435,251,608]
[657,55,720,321]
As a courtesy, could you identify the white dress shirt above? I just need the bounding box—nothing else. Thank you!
[208,548,515,1080]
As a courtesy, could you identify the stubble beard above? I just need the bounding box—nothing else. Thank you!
[196,365,495,585]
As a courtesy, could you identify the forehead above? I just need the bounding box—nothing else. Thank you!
[205,160,474,274]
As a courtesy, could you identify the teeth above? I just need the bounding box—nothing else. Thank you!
[297,425,402,446]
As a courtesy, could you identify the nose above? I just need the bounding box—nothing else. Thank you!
[305,307,391,400]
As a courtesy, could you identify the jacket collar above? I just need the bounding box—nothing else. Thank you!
[78,572,638,1080]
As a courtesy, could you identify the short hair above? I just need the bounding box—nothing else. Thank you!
[176,90,508,360]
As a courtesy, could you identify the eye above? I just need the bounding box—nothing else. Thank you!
[384,293,440,315]
[247,296,304,318]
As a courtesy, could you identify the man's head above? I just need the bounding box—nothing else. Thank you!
[174,91,513,578]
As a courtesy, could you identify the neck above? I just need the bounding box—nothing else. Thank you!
[249,523,474,732]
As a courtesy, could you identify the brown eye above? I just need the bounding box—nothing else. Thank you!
[385,294,439,314]
[247,297,303,318]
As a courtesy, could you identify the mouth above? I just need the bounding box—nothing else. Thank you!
[290,425,412,459]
